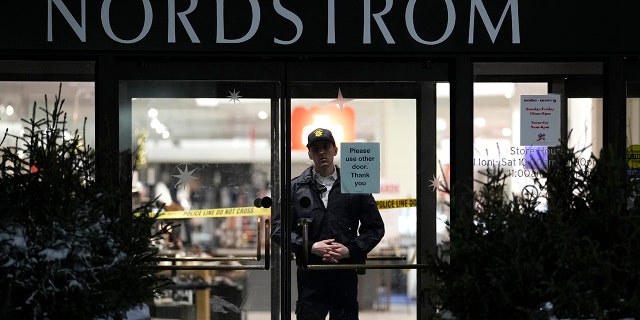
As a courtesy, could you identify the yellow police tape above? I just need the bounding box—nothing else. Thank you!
[375,198,417,210]
[156,198,417,219]
[157,207,270,219]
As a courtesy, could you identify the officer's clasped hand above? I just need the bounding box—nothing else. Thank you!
[311,239,351,263]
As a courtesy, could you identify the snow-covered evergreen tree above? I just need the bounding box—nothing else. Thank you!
[0,85,167,319]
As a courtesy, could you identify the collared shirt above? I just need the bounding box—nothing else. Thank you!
[313,166,337,208]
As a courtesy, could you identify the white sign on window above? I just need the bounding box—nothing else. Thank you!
[520,94,561,146]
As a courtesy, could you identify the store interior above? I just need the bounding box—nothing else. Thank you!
[0,80,605,319]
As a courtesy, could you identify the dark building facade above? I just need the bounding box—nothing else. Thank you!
[2,1,639,319]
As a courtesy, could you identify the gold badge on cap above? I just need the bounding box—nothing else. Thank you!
[314,129,324,137]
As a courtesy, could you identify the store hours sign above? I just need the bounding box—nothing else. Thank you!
[340,142,380,194]
[520,94,561,146]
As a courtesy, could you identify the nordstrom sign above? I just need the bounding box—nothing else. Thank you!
[46,0,520,46]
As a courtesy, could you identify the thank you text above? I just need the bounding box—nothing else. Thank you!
[341,142,380,193]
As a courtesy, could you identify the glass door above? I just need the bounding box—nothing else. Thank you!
[121,72,282,320]
[118,59,447,320]
[289,83,418,318]
[283,60,448,320]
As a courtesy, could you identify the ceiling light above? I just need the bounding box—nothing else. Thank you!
[436,118,447,131]
[474,117,486,127]
[195,98,220,107]
[258,111,268,120]
[155,124,166,134]
[436,83,517,97]
[150,118,160,129]
[147,108,158,118]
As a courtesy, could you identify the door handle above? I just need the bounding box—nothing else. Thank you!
[153,215,271,271]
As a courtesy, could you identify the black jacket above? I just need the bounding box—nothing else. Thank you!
[274,166,385,265]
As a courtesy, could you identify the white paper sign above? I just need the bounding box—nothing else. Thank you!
[340,142,380,194]
[520,94,561,146]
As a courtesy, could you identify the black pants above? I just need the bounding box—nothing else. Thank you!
[296,267,359,320]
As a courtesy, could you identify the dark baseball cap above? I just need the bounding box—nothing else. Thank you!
[306,128,336,148]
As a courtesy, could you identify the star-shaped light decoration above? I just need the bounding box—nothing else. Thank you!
[227,89,242,103]
[173,164,198,189]
[329,88,353,110]
[428,174,442,192]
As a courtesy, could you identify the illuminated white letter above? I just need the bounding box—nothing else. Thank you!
[406,0,455,45]
[48,0,86,42]
[469,0,520,44]
[216,0,260,43]
[274,0,302,45]
[168,0,200,43]
[101,0,153,44]
[364,0,394,44]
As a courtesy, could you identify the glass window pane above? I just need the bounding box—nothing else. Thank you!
[473,83,547,195]
[629,97,640,147]
[626,87,640,178]
[436,82,451,244]
[568,97,603,158]
[128,82,276,320]
[472,82,604,202]
[0,81,95,149]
